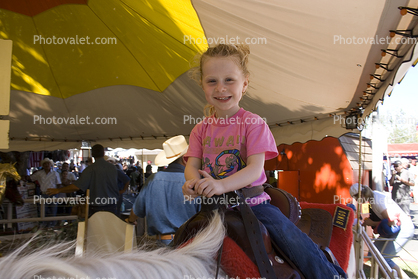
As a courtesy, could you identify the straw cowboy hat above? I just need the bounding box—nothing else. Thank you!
[40,158,54,166]
[155,135,188,167]
[104,155,116,163]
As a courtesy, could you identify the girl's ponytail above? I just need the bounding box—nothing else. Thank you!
[204,104,216,117]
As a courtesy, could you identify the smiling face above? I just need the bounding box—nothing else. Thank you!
[201,56,248,118]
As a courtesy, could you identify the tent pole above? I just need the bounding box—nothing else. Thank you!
[142,149,144,185]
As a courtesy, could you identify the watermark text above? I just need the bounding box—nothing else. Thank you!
[184,35,267,45]
[33,115,117,125]
[33,35,117,45]
[333,114,417,126]
[183,115,267,125]
[333,35,417,45]
[34,195,117,206]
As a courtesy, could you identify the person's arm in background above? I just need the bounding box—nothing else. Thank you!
[125,181,147,224]
[390,170,396,186]
[120,181,130,194]
[47,184,80,195]
[117,169,131,194]
[402,171,415,186]
[362,217,380,227]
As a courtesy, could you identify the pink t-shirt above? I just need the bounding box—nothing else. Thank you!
[185,108,278,205]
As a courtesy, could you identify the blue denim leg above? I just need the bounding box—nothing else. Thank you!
[251,202,347,279]
[41,194,57,227]
[157,239,172,246]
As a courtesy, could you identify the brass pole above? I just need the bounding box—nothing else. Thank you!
[355,130,364,276]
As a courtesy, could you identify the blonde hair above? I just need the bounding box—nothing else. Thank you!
[190,44,251,117]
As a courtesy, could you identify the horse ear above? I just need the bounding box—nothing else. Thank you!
[12,162,17,167]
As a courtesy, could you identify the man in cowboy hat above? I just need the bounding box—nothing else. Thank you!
[126,135,200,245]
[30,158,61,228]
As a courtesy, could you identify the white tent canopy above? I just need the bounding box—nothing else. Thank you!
[1,0,418,152]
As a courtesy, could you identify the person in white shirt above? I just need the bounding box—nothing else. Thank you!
[350,184,414,277]
[30,158,61,228]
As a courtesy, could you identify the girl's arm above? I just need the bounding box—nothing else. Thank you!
[184,157,202,181]
[195,152,265,198]
[182,157,202,198]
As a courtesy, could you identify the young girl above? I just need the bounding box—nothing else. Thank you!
[182,44,347,279]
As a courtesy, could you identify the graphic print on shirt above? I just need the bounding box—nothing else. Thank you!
[203,149,246,179]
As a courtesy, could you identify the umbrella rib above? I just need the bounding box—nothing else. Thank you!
[85,1,162,92]
[29,18,64,100]
[29,16,82,137]
[120,0,201,53]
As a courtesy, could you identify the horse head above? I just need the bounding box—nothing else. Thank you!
[0,163,23,206]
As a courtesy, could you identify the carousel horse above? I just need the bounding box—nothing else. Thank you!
[0,163,23,206]
[0,212,227,279]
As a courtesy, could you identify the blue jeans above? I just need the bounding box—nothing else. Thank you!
[251,202,347,279]
[158,239,172,246]
[373,216,414,268]
[40,194,57,227]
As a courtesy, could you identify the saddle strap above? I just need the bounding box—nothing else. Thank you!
[235,189,276,279]
[240,185,265,199]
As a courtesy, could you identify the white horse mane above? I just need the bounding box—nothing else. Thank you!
[0,212,227,279]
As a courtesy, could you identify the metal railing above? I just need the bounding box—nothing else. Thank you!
[354,224,399,279]
[0,197,81,227]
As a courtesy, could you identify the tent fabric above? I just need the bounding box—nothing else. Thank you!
[0,0,417,152]
[271,118,355,146]
[387,143,418,156]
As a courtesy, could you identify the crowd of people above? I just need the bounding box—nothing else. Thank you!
[27,150,152,228]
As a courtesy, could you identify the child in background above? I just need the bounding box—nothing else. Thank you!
[182,44,346,279]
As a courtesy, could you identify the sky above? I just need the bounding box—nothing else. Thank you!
[378,65,418,118]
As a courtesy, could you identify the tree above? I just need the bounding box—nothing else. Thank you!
[379,109,418,143]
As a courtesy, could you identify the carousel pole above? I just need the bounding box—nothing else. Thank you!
[355,129,365,277]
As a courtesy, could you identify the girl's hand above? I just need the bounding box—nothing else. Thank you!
[195,170,226,198]
[182,178,199,199]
